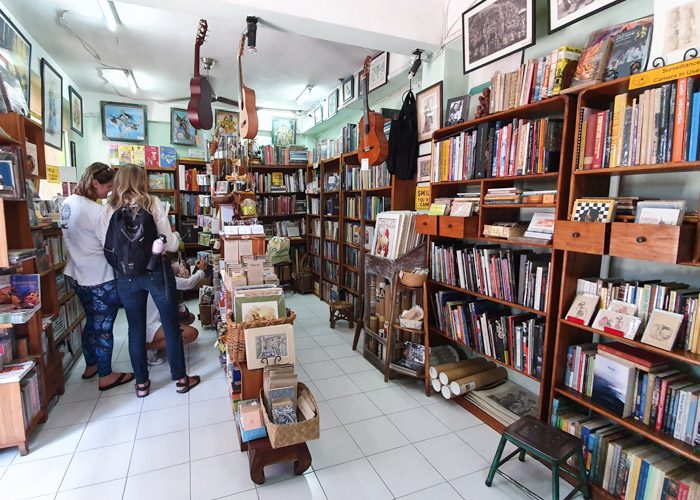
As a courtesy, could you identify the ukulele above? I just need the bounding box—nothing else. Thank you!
[238,34,258,139]
[187,19,213,130]
[358,56,389,166]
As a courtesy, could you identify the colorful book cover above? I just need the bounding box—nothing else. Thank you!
[130,145,145,166]
[107,143,119,165]
[605,17,653,79]
[10,274,40,309]
[687,91,700,162]
[144,145,160,167]
[117,145,132,165]
[159,146,177,168]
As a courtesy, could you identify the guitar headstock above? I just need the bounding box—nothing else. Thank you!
[363,56,372,79]
[195,19,208,47]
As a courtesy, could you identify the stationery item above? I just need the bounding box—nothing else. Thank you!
[244,323,295,369]
[607,299,638,316]
[239,400,264,431]
[565,294,600,326]
[641,309,684,351]
[591,310,642,339]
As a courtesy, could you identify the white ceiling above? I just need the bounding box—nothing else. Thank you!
[4,0,447,110]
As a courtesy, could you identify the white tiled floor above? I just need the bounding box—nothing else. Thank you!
[0,293,574,499]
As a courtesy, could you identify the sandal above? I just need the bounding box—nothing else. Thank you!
[135,379,151,398]
[99,372,135,391]
[176,375,201,394]
[82,366,98,380]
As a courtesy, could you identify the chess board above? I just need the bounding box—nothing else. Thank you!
[572,199,616,222]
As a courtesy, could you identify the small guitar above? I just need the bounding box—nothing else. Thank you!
[187,19,213,130]
[238,34,258,139]
[358,56,389,166]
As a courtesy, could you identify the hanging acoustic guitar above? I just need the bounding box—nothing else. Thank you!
[238,34,258,139]
[357,56,389,166]
[187,19,213,130]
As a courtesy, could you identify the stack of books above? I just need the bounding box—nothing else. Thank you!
[343,163,391,190]
[483,187,521,205]
[258,195,298,216]
[428,195,479,216]
[464,380,538,425]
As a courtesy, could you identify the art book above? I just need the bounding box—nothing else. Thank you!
[591,353,636,418]
[371,212,402,259]
[604,16,653,79]
[10,274,40,310]
[144,145,160,167]
[159,146,177,168]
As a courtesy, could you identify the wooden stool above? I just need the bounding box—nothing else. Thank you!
[485,416,590,500]
[242,437,311,485]
[329,301,353,329]
[274,261,294,294]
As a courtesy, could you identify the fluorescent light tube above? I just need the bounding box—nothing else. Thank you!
[97,0,117,32]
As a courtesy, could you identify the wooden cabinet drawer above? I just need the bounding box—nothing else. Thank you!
[553,220,609,254]
[438,216,478,239]
[416,215,438,236]
[609,223,696,264]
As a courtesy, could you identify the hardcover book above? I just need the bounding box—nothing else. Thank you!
[604,17,653,79]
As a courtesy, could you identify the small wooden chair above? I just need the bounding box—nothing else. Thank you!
[485,416,590,500]
[274,261,294,294]
[329,301,353,329]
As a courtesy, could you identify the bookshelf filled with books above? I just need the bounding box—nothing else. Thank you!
[320,155,341,303]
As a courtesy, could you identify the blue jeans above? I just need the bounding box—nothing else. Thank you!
[67,277,120,377]
[116,265,187,384]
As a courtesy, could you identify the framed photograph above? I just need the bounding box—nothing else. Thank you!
[549,0,624,33]
[0,9,31,109]
[341,75,354,104]
[417,154,432,183]
[170,108,196,146]
[462,0,535,74]
[68,86,83,136]
[41,59,63,150]
[244,324,296,369]
[571,198,616,222]
[101,101,147,143]
[271,116,296,147]
[648,0,700,68]
[313,105,323,125]
[69,141,76,167]
[368,52,389,92]
[416,81,443,143]
[591,310,642,339]
[327,88,339,118]
[641,309,684,351]
[445,95,470,126]
[564,293,599,325]
[214,109,239,136]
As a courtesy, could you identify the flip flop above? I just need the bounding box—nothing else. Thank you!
[176,375,201,394]
[99,372,135,391]
[82,367,98,379]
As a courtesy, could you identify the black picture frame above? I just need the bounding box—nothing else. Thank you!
[68,86,83,136]
[40,59,63,151]
[101,101,148,143]
[462,0,535,74]
[445,95,470,126]
[548,0,624,34]
[368,51,389,93]
[313,106,323,125]
[0,9,31,110]
[341,75,354,104]
[327,88,339,118]
[416,81,443,143]
[69,141,76,167]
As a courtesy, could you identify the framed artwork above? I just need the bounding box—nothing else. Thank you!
[40,59,63,150]
[445,95,470,126]
[170,108,196,146]
[462,0,535,74]
[549,0,624,34]
[341,75,354,104]
[327,88,339,118]
[244,324,296,369]
[69,141,76,167]
[271,116,296,146]
[214,109,239,136]
[417,154,432,183]
[0,9,31,109]
[68,86,83,136]
[648,0,700,68]
[368,51,389,92]
[416,81,443,143]
[313,105,323,125]
[101,101,147,143]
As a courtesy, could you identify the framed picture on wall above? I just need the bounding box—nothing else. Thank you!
[416,81,442,143]
[101,101,147,143]
[368,51,389,92]
[0,8,31,109]
[341,75,354,104]
[445,95,470,126]
[462,0,535,74]
[417,154,432,183]
[68,86,83,136]
[41,58,63,150]
[313,105,323,125]
[170,108,196,146]
[271,116,296,146]
[327,88,339,118]
[214,109,239,136]
[549,0,624,34]
[69,141,76,167]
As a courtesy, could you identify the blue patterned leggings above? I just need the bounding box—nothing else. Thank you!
[67,277,121,377]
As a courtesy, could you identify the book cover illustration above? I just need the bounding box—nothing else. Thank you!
[144,145,160,167]
[117,145,132,165]
[605,17,653,79]
[159,146,177,168]
[10,274,40,309]
[591,353,636,417]
[641,309,684,351]
[371,213,401,259]
[0,160,14,191]
[130,145,145,166]
[483,381,538,419]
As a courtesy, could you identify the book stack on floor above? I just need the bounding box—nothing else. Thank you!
[465,380,538,426]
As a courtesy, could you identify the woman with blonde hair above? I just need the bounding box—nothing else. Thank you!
[61,162,133,391]
[104,164,199,397]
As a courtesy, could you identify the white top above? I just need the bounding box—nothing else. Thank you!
[61,195,114,286]
[146,270,205,342]
[101,196,180,253]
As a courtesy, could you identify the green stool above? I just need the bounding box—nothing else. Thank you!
[485,416,590,500]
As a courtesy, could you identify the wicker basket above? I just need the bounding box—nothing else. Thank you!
[399,270,428,288]
[260,382,320,449]
[227,308,296,363]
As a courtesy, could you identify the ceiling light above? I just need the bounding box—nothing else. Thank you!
[246,16,258,55]
[97,0,118,31]
[125,70,137,93]
[295,85,313,106]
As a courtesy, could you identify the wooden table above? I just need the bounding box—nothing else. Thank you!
[241,436,312,485]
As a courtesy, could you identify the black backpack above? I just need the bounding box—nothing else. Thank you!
[387,89,418,180]
[104,206,158,277]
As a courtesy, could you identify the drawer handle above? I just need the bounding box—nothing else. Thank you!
[636,236,647,243]
[572,232,580,238]
[447,224,453,228]
[422,222,427,226]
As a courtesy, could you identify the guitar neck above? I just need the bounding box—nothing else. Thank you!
[194,45,201,77]
[363,76,370,134]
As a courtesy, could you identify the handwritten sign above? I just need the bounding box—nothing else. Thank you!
[629,58,700,90]
[415,183,431,211]
[46,165,60,183]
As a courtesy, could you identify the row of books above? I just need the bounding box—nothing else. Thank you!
[267,220,305,239]
[254,170,306,193]
[311,255,320,274]
[179,193,211,217]
[430,242,551,312]
[551,397,700,498]
[371,212,423,260]
[576,277,700,353]
[323,241,338,261]
[344,270,359,291]
[109,144,178,168]
[324,173,340,192]
[431,118,563,182]
[345,196,361,218]
[489,47,581,114]
[323,261,338,282]
[344,222,361,246]
[310,218,321,238]
[20,369,41,427]
[310,238,320,254]
[321,281,340,303]
[365,196,390,221]
[147,172,176,190]
[45,235,66,265]
[259,145,310,166]
[257,195,301,216]
[308,198,320,215]
[178,166,211,192]
[323,220,339,241]
[345,247,360,268]
[314,139,342,162]
[342,163,391,191]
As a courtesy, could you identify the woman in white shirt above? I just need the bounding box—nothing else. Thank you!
[105,165,200,398]
[61,163,134,391]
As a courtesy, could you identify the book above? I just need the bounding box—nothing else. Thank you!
[525,212,555,240]
[591,352,636,417]
[687,90,700,162]
[0,360,33,383]
[604,17,653,79]
[565,294,600,326]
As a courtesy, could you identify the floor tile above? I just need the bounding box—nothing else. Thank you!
[306,427,363,470]
[368,445,443,497]
[190,452,256,500]
[13,423,84,463]
[140,382,189,412]
[55,478,126,500]
[42,399,98,429]
[296,347,332,364]
[189,396,234,428]
[60,442,133,491]
[366,386,422,415]
[322,344,356,359]
[388,407,451,443]
[190,420,240,461]
[334,356,374,374]
[414,434,489,480]
[316,401,342,430]
[456,424,516,462]
[351,370,395,392]
[188,377,230,403]
[295,336,319,350]
[0,454,72,499]
[57,381,102,405]
[0,447,16,466]
[326,393,382,424]
[398,482,462,499]
[303,360,344,380]
[129,429,189,476]
[257,473,326,500]
[215,490,258,500]
[345,415,409,455]
[313,375,362,400]
[314,333,346,347]
[316,458,392,500]
[77,414,139,451]
[136,405,189,439]
[425,400,483,431]
[90,393,143,421]
[124,463,190,500]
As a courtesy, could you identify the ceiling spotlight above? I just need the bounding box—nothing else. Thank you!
[125,70,137,94]
[295,85,314,106]
[408,49,423,79]
[246,16,258,54]
[97,0,118,32]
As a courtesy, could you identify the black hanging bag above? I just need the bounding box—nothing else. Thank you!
[387,89,418,180]
[104,206,159,277]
